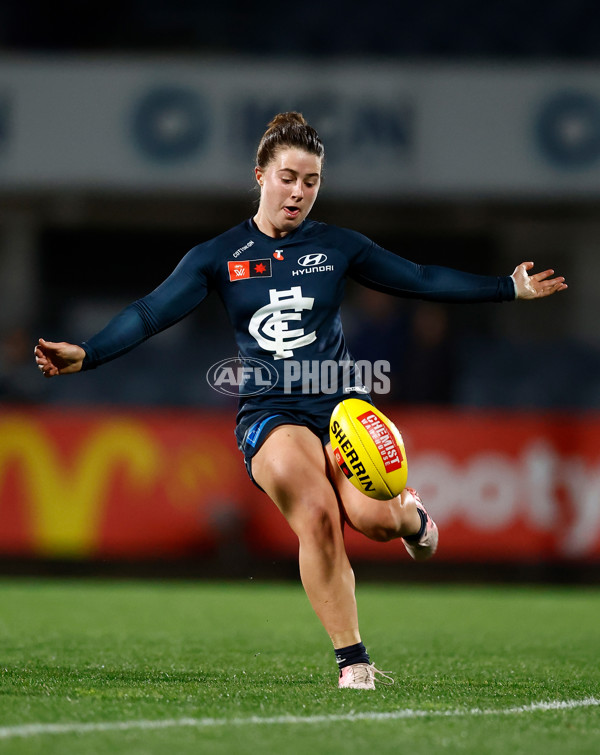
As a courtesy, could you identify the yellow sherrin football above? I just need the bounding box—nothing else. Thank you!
[329,398,408,500]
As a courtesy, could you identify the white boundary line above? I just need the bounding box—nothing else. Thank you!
[0,697,598,741]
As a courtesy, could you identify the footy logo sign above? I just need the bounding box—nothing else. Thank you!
[228,259,272,282]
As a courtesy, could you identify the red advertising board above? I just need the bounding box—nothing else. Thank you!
[1,408,599,563]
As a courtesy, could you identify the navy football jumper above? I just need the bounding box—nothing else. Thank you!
[80,218,515,458]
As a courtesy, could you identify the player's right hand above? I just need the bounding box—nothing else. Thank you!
[34,338,86,377]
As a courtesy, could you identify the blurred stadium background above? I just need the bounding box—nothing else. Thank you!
[0,1,599,579]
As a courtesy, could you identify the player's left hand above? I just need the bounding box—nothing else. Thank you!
[512,261,568,300]
[34,338,85,377]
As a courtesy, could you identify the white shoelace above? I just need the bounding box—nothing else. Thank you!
[346,663,394,686]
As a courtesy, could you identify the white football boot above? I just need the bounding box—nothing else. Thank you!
[338,663,394,690]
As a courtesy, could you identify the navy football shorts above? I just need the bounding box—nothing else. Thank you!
[234,393,374,488]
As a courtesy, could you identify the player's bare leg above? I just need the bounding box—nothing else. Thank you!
[324,442,419,539]
[324,443,439,560]
[252,425,361,649]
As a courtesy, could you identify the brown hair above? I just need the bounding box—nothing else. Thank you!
[256,112,324,170]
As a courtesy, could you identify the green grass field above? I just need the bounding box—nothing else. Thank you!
[0,578,599,755]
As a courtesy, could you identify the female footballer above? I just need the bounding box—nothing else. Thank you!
[35,112,567,690]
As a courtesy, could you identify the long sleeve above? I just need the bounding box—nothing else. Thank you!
[349,242,516,303]
[81,247,210,369]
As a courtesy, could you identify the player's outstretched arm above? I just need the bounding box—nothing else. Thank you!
[34,338,86,378]
[512,261,567,300]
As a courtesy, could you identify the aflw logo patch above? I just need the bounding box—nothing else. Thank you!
[228,259,272,282]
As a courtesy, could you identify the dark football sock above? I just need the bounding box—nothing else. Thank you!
[403,506,427,542]
[334,642,370,671]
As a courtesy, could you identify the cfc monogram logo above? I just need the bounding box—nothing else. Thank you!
[249,286,317,360]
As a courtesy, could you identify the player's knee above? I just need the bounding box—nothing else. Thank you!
[285,492,343,558]
[261,468,338,538]
[297,499,339,543]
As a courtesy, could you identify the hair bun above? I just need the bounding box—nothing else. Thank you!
[267,112,307,130]
[256,111,324,169]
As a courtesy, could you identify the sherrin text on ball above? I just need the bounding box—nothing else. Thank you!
[329,398,407,500]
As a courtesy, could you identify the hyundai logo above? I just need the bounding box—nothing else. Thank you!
[298,253,328,266]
